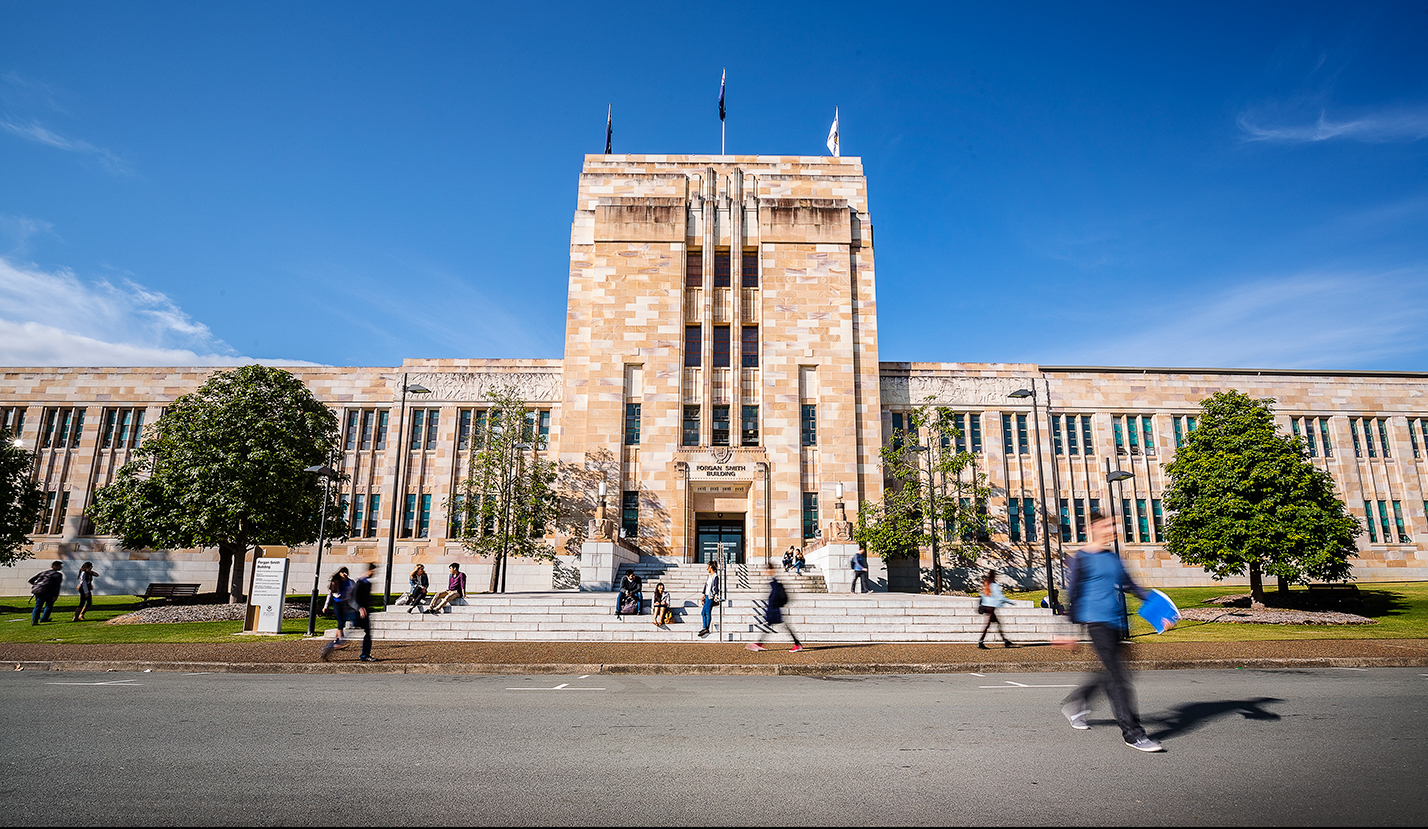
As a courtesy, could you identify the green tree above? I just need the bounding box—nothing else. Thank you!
[88,365,347,603]
[854,401,991,592]
[448,385,558,593]
[1163,390,1359,605]
[0,428,45,566]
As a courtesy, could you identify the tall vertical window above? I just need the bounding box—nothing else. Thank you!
[713,250,731,287]
[537,410,551,449]
[1051,415,1064,454]
[1081,415,1095,455]
[1009,498,1022,542]
[801,405,818,447]
[472,410,486,449]
[345,411,359,450]
[36,491,55,534]
[802,492,819,540]
[624,403,642,445]
[418,494,432,538]
[712,326,731,368]
[402,493,418,537]
[1002,414,1014,455]
[1392,500,1410,542]
[1113,416,1126,455]
[40,407,85,449]
[457,410,472,451]
[682,406,700,447]
[621,491,639,539]
[360,411,375,450]
[1377,418,1391,459]
[1377,500,1392,543]
[1059,499,1072,542]
[686,250,703,287]
[684,326,702,367]
[425,410,440,450]
[1141,416,1156,455]
[1121,499,1134,542]
[741,405,759,446]
[449,494,465,537]
[1066,414,1080,454]
[890,412,904,450]
[1318,417,1331,457]
[100,408,144,449]
[1351,418,1365,458]
[711,405,730,446]
[1136,499,1150,543]
[954,414,969,453]
[1019,498,1036,542]
[741,326,759,367]
[969,413,983,453]
[0,406,24,440]
[409,410,425,451]
[1173,416,1184,449]
[1364,501,1377,542]
[1409,417,1424,458]
[741,251,758,287]
[1074,499,1088,543]
[1016,414,1029,455]
[365,494,380,537]
[1151,499,1165,542]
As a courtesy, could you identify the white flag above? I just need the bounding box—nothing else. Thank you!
[826,107,839,157]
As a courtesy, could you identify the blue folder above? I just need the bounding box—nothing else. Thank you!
[1137,589,1179,634]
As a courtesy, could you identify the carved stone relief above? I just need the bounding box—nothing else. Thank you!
[398,372,563,403]
[880,375,1032,407]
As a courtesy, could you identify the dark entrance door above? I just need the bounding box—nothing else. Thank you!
[695,518,744,564]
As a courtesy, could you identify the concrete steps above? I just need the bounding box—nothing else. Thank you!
[366,591,1066,643]
[615,561,828,595]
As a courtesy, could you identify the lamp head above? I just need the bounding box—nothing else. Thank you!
[1108,470,1135,483]
[835,482,844,500]
[1008,389,1033,399]
[597,481,607,497]
[406,384,432,394]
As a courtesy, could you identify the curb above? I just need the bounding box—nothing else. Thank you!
[8,654,1428,676]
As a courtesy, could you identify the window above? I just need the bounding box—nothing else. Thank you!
[1410,418,1424,459]
[1141,416,1156,455]
[426,410,440,450]
[1002,414,1014,455]
[713,251,731,287]
[457,410,472,451]
[472,410,486,449]
[1073,499,1088,543]
[801,404,817,447]
[537,410,551,449]
[402,493,418,538]
[802,492,819,540]
[1392,500,1410,542]
[682,405,700,446]
[1136,499,1150,543]
[1171,415,1198,449]
[890,412,904,450]
[621,490,639,539]
[1016,414,1029,455]
[1060,415,1094,455]
[365,494,380,537]
[1365,501,1377,542]
[1351,418,1365,458]
[741,251,758,288]
[1051,415,1063,455]
[969,413,983,453]
[418,494,432,538]
[686,250,703,288]
[1009,498,1035,543]
[1377,500,1392,543]
[100,407,144,450]
[1122,498,1135,542]
[712,326,731,368]
[711,405,730,446]
[1066,415,1080,455]
[741,326,758,367]
[684,326,701,367]
[449,494,465,537]
[741,405,759,446]
[1009,498,1021,542]
[352,494,365,537]
[624,403,641,445]
[409,410,425,451]
[40,407,84,449]
[1151,499,1165,542]
[1081,416,1095,455]
[0,406,24,440]
[1378,418,1391,459]
[1114,415,1148,455]
[345,411,359,450]
[361,411,375,450]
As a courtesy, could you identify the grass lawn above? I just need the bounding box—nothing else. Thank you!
[0,594,343,644]
[1007,581,1428,641]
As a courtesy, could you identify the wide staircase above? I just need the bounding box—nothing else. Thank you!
[365,561,1065,644]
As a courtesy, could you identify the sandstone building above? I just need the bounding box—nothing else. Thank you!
[4,154,1427,595]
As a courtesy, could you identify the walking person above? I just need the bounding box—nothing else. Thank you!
[28,561,63,625]
[850,547,870,593]
[1058,510,1163,752]
[747,565,803,652]
[976,569,1013,649]
[406,564,430,613]
[71,561,96,622]
[697,561,719,638]
[351,563,378,662]
[426,562,467,615]
[320,566,353,660]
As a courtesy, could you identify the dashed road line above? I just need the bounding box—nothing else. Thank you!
[979,680,1077,689]
[507,682,606,691]
[47,679,142,686]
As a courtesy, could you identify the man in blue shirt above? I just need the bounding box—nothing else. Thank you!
[1060,510,1163,752]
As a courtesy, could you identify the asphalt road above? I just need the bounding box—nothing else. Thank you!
[2,667,1424,826]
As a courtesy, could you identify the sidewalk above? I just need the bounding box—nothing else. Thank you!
[4,638,1427,675]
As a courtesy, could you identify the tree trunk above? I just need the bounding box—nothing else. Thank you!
[215,547,233,600]
[226,541,248,604]
[1248,562,1265,606]
[1277,575,1289,598]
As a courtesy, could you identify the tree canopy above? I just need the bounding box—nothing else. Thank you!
[0,428,45,566]
[448,385,557,592]
[88,365,346,602]
[1163,390,1359,604]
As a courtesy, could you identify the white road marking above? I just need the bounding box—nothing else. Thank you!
[47,679,142,686]
[980,680,1077,689]
[579,675,591,679]
[969,673,985,677]
[1332,667,1368,671]
[506,681,606,690]
[184,672,210,675]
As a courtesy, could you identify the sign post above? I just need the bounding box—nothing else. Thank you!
[246,550,290,634]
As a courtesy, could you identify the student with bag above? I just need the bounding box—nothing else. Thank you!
[651,583,671,626]
[28,561,63,625]
[747,565,803,652]
[977,569,1013,649]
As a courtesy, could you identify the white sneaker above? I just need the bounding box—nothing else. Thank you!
[1061,702,1090,730]
[746,643,766,651]
[1125,736,1164,752]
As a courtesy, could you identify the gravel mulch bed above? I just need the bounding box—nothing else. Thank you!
[107,604,313,625]
[1178,607,1376,625]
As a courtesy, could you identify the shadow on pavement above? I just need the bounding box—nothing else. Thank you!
[1145,696,1284,741]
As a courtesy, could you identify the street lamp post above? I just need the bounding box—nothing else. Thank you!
[1107,464,1136,639]
[384,373,431,608]
[907,445,941,594]
[304,462,339,637]
[1009,387,1058,611]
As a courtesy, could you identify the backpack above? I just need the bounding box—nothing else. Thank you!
[30,570,57,596]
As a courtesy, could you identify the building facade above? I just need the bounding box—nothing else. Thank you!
[3,154,1427,595]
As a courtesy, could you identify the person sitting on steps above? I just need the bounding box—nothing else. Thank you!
[616,570,643,619]
[406,563,430,613]
[425,562,467,615]
[651,582,670,626]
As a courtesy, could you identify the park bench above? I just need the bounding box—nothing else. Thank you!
[1307,583,1362,607]
[137,582,202,607]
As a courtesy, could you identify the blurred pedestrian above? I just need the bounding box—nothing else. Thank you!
[1059,510,1162,752]
[747,565,803,652]
[850,547,870,593]
[697,561,719,638]
[28,561,63,625]
[977,569,1013,649]
[320,566,353,660]
[352,563,377,662]
[71,561,96,622]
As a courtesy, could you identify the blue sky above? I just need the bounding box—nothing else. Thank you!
[2,1,1426,370]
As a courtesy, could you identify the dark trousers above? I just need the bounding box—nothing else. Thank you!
[31,595,56,624]
[353,612,372,658]
[72,592,92,620]
[1063,622,1146,742]
[978,608,1008,643]
[850,571,869,593]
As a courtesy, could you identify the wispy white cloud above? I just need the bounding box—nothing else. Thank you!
[0,71,66,113]
[0,214,57,256]
[1238,108,1428,144]
[0,255,319,367]
[1050,270,1428,370]
[0,118,135,175]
